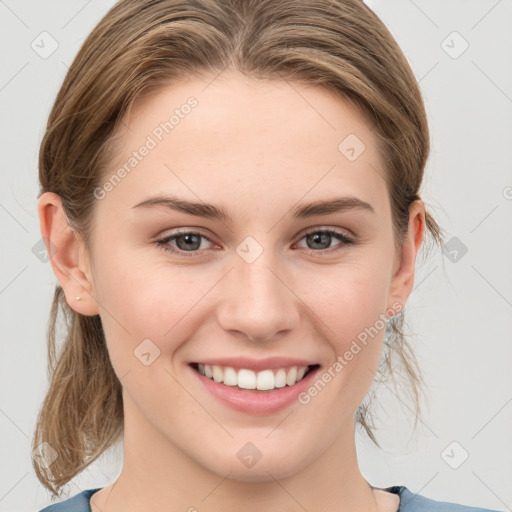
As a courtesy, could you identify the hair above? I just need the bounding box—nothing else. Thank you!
[33,0,445,497]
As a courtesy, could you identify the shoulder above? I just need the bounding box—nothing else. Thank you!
[37,488,102,512]
[395,486,504,512]
[36,486,504,512]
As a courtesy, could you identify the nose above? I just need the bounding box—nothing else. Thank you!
[216,251,300,343]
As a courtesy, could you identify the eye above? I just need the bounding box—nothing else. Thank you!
[155,230,215,257]
[155,227,356,258]
[295,228,355,254]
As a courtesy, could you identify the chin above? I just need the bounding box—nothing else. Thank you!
[225,464,297,483]
[202,449,310,483]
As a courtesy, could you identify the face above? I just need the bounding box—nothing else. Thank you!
[49,71,422,482]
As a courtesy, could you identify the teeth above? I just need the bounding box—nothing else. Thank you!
[256,369,274,390]
[196,363,311,390]
[223,366,238,386]
[275,368,287,388]
[238,369,256,389]
[212,365,223,383]
[286,366,297,386]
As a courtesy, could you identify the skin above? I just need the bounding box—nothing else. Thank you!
[38,70,424,512]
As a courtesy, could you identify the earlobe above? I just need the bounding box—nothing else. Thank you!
[37,192,100,316]
[386,200,425,313]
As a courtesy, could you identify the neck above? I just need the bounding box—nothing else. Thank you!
[93,399,380,512]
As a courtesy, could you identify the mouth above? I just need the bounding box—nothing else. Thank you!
[189,362,320,392]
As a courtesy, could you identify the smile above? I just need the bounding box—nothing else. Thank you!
[191,363,318,391]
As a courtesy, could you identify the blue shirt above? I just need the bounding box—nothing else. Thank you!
[38,486,503,511]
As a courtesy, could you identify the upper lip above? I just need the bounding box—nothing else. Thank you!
[191,357,319,372]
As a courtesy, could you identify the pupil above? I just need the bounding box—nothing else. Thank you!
[307,232,330,250]
[177,234,200,251]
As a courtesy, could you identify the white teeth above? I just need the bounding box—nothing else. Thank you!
[223,367,238,386]
[238,368,256,389]
[256,369,274,390]
[196,364,312,390]
[286,366,297,386]
[212,365,223,382]
[274,368,287,388]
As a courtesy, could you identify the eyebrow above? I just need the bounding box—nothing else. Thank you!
[131,194,375,222]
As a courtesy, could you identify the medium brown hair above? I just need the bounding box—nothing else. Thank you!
[33,0,444,497]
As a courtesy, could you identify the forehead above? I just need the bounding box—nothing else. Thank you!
[99,71,389,217]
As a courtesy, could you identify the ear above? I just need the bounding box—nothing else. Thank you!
[37,192,100,316]
[386,199,425,314]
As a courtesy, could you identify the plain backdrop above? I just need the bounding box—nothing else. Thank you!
[1,1,511,511]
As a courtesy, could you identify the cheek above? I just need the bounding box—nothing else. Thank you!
[292,258,390,402]
[91,244,221,372]
[294,257,391,343]
[93,228,391,389]
[91,234,197,329]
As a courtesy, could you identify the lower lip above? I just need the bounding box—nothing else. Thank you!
[189,364,321,415]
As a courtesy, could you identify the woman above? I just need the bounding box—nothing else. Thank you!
[33,0,502,511]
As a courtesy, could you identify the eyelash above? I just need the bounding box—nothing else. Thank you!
[155,228,355,258]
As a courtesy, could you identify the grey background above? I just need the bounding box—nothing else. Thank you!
[1,1,511,511]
